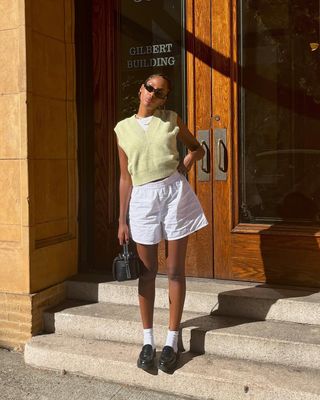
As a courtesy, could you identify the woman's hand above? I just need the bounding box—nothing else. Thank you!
[118,222,130,245]
[176,116,205,174]
[177,152,195,174]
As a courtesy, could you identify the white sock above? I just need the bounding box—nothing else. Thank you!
[165,330,179,353]
[143,328,155,350]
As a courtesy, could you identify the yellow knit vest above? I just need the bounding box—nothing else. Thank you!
[114,110,180,186]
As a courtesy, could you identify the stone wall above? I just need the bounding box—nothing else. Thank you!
[26,0,78,293]
[0,1,29,292]
[0,282,66,350]
[0,0,78,349]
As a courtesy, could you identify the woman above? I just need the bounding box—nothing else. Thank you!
[115,73,208,373]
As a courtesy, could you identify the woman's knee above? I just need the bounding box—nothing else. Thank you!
[167,266,185,282]
[140,264,158,282]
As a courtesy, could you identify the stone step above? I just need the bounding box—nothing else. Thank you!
[44,300,320,370]
[67,274,320,325]
[24,334,320,400]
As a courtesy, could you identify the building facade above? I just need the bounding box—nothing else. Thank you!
[0,0,319,349]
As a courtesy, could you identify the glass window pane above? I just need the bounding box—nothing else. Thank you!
[117,0,186,120]
[238,0,320,224]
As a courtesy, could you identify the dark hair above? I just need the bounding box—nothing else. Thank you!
[144,73,172,92]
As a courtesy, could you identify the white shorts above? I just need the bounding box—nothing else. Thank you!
[129,171,208,245]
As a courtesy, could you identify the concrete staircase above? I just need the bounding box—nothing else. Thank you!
[25,274,320,399]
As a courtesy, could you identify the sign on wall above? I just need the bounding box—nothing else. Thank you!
[117,0,186,120]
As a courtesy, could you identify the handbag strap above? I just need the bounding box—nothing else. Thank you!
[122,242,131,279]
[123,242,129,260]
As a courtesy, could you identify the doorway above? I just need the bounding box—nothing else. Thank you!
[76,0,320,287]
[76,0,214,277]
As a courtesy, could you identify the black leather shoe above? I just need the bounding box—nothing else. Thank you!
[158,346,179,373]
[137,344,156,370]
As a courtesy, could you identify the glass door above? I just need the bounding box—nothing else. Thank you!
[213,0,320,287]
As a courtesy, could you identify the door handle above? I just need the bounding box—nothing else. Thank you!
[218,139,227,172]
[197,130,210,182]
[201,140,210,173]
[215,128,228,180]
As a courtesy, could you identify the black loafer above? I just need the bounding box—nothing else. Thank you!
[158,346,179,373]
[137,344,156,370]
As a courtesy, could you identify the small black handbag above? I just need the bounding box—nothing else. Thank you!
[112,242,142,281]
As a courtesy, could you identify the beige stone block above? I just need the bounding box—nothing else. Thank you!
[8,311,32,324]
[35,219,68,242]
[18,23,27,92]
[0,160,20,225]
[0,320,20,331]
[0,330,31,341]
[19,92,28,159]
[30,237,77,293]
[31,95,67,159]
[31,0,65,41]
[20,227,31,281]
[0,29,20,93]
[18,0,26,26]
[0,312,9,321]
[33,159,68,223]
[0,0,19,30]
[6,293,31,304]
[0,94,20,158]
[27,157,35,227]
[25,25,33,94]
[19,302,33,313]
[31,31,66,99]
[0,224,21,242]
[5,302,20,312]
[0,247,29,293]
[20,160,29,227]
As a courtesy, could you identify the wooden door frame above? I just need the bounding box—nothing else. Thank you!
[75,0,95,272]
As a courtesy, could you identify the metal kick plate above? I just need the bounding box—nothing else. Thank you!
[214,128,228,181]
[197,130,210,182]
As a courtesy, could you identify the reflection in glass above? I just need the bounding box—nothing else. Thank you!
[118,0,185,120]
[238,0,320,224]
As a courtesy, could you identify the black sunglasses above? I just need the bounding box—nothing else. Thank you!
[143,83,168,99]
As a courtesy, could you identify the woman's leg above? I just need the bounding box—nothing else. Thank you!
[166,236,189,331]
[158,236,188,371]
[136,243,159,329]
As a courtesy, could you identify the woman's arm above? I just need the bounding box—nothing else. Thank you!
[176,115,205,173]
[117,143,133,245]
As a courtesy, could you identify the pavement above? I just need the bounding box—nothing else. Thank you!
[0,348,190,400]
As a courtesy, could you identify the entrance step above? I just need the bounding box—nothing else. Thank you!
[24,334,320,400]
[67,274,320,325]
[44,300,320,370]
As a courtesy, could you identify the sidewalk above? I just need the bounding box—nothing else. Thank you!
[0,348,190,400]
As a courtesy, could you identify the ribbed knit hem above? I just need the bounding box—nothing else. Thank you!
[132,167,178,186]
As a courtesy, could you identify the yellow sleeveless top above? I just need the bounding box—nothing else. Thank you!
[114,110,180,186]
